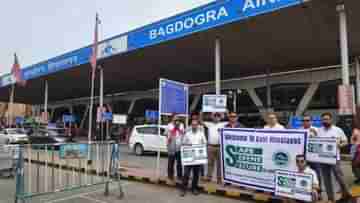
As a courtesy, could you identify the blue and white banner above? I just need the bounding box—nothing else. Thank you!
[220,128,307,192]
[306,137,337,165]
[62,114,75,123]
[128,0,303,50]
[160,79,189,115]
[290,116,322,129]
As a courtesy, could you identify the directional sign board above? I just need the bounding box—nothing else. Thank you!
[145,110,159,120]
[290,116,322,129]
[160,79,189,115]
[202,95,227,112]
[62,115,75,123]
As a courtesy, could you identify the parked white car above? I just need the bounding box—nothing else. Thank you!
[0,128,29,144]
[128,125,168,156]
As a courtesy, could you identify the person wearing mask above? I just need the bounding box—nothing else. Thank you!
[180,115,207,196]
[167,114,185,183]
[283,154,320,203]
[300,114,322,193]
[318,112,351,203]
[264,112,285,129]
[202,112,227,183]
[351,106,360,184]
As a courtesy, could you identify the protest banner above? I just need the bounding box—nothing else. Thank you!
[181,145,208,166]
[306,137,337,165]
[220,128,307,192]
[275,170,313,202]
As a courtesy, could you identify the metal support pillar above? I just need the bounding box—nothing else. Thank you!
[80,104,90,129]
[8,84,14,127]
[295,83,319,116]
[215,38,221,95]
[337,4,350,85]
[44,80,48,115]
[127,99,136,115]
[190,95,201,112]
[266,68,271,111]
[247,88,267,119]
[356,57,360,105]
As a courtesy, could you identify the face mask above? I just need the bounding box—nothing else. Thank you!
[322,122,331,128]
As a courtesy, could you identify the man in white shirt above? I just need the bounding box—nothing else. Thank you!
[202,112,227,183]
[300,114,322,194]
[264,112,285,129]
[317,112,351,203]
[180,115,207,197]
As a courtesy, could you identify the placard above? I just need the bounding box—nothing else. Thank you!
[275,170,313,202]
[221,128,307,192]
[202,95,227,112]
[59,144,88,159]
[112,114,127,124]
[306,137,337,165]
[181,145,208,166]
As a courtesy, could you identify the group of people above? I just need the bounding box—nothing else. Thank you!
[166,111,242,196]
[165,110,356,203]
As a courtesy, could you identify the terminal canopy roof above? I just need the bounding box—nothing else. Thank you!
[0,0,359,104]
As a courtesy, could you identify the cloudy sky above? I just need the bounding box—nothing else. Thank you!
[0,0,213,75]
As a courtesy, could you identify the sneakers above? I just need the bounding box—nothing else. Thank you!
[180,190,186,197]
[192,189,200,196]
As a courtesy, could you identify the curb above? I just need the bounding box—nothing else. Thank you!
[25,159,360,202]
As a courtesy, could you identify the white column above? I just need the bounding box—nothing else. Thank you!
[356,57,360,105]
[100,68,104,108]
[295,83,319,116]
[337,4,350,85]
[215,38,221,95]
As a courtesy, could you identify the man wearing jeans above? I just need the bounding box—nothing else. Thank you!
[318,112,351,203]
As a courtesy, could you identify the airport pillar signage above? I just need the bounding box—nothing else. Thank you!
[338,84,355,115]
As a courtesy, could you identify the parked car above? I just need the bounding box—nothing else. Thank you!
[28,127,72,146]
[0,128,29,144]
[128,125,167,156]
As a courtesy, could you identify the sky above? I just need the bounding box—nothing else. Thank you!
[0,0,213,75]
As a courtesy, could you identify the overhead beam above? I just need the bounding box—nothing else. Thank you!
[295,83,319,116]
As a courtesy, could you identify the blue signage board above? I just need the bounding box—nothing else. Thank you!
[290,116,322,129]
[128,0,302,50]
[145,110,159,120]
[15,117,24,125]
[160,79,189,115]
[102,112,113,121]
[62,115,75,123]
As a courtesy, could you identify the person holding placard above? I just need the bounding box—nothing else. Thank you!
[180,115,207,197]
[318,112,351,203]
[282,155,320,203]
[300,114,322,194]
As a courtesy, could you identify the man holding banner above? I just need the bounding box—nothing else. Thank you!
[318,112,351,202]
[180,115,207,197]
